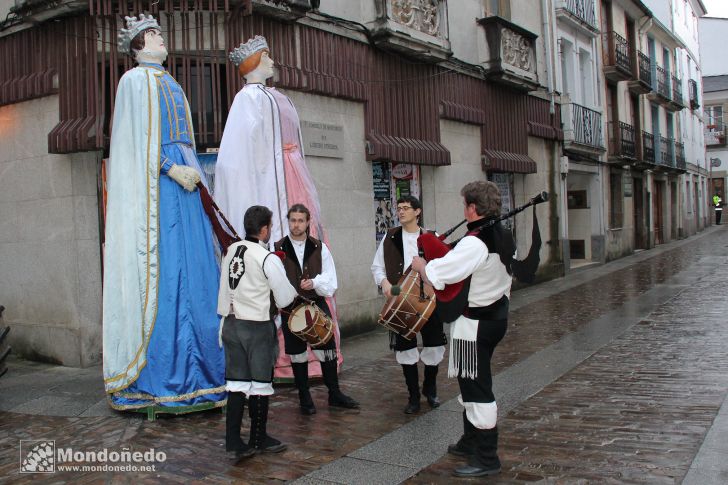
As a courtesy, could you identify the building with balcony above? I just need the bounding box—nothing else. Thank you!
[0,0,564,366]
[597,0,706,261]
[702,75,728,216]
[700,16,728,224]
[555,0,607,268]
[645,0,708,238]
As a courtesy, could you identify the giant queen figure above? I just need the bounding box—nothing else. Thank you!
[214,36,339,379]
[102,15,226,412]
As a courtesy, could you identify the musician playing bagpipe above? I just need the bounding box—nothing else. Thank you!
[411,181,544,478]
[371,196,447,414]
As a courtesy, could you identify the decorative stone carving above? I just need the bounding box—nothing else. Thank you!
[477,16,538,91]
[501,28,532,72]
[390,0,442,38]
[368,0,451,62]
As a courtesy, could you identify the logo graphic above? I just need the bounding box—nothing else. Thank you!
[20,440,55,473]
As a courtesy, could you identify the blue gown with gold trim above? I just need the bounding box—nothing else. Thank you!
[110,64,226,409]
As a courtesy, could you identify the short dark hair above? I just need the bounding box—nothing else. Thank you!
[243,206,273,236]
[287,203,310,221]
[461,181,501,218]
[396,195,421,211]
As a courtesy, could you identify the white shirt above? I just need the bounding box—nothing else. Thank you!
[425,235,512,308]
[290,238,338,298]
[371,228,421,286]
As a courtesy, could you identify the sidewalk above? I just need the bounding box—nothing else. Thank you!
[1,225,727,483]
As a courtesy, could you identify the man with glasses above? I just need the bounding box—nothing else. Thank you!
[371,195,446,414]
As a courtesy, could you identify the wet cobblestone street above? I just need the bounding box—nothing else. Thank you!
[1,227,728,484]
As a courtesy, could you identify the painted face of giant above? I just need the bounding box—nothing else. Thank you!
[256,50,275,79]
[140,29,167,62]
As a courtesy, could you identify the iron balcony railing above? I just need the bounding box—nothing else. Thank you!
[659,136,674,167]
[642,131,655,162]
[637,51,651,86]
[688,79,700,109]
[655,65,671,99]
[672,75,683,105]
[602,31,631,74]
[609,121,636,158]
[705,124,727,146]
[675,141,686,169]
[568,103,603,148]
[562,0,597,27]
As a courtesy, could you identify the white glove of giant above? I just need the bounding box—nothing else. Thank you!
[167,164,201,192]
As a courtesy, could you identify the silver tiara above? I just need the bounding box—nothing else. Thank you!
[118,14,161,55]
[229,35,269,66]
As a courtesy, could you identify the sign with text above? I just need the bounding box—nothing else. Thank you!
[301,120,344,159]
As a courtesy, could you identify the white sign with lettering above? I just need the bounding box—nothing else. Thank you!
[301,120,344,159]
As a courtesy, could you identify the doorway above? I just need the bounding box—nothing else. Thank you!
[633,177,645,249]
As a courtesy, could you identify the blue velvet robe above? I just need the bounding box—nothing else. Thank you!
[110,64,225,409]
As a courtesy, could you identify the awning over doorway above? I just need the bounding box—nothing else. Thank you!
[482,149,537,174]
[367,133,451,166]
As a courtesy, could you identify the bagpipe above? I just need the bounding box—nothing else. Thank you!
[379,191,549,333]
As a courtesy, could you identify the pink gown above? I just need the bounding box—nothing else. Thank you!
[270,88,342,380]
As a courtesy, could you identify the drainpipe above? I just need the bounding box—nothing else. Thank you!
[541,0,556,114]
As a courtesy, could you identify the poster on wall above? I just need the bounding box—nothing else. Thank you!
[373,161,394,243]
[372,162,422,242]
[489,172,513,230]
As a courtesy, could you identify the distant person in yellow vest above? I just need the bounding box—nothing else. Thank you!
[714,193,723,225]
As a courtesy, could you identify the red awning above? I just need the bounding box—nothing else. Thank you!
[367,133,451,166]
[482,149,537,174]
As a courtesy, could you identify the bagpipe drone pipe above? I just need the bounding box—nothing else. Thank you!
[417,191,549,322]
[196,183,287,261]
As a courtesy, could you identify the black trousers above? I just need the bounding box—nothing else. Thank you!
[392,310,446,351]
[458,297,508,405]
[281,297,337,356]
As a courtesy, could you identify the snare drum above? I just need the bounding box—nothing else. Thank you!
[377,268,436,340]
[288,303,335,347]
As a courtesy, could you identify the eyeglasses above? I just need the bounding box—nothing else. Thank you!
[396,206,414,212]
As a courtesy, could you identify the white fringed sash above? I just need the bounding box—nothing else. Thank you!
[448,315,479,379]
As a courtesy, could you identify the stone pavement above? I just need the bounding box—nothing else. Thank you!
[1,226,728,483]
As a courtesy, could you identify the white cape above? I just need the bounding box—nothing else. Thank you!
[214,84,288,244]
[102,67,163,393]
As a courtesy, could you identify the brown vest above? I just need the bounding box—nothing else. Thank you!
[382,226,433,285]
[274,235,323,301]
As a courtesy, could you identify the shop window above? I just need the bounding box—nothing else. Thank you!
[567,190,588,209]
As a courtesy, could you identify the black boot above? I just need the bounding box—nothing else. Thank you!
[422,365,440,408]
[248,395,287,453]
[454,426,501,477]
[321,359,360,409]
[401,364,420,414]
[448,410,476,457]
[225,392,255,459]
[291,362,316,415]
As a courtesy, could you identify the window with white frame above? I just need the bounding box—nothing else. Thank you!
[579,48,594,106]
[706,105,724,128]
[483,0,510,19]
[560,38,575,98]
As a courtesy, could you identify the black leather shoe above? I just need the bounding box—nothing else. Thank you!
[256,435,287,453]
[228,445,256,461]
[447,442,472,457]
[329,392,360,409]
[424,394,440,408]
[404,400,421,414]
[453,464,501,477]
[300,403,317,415]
